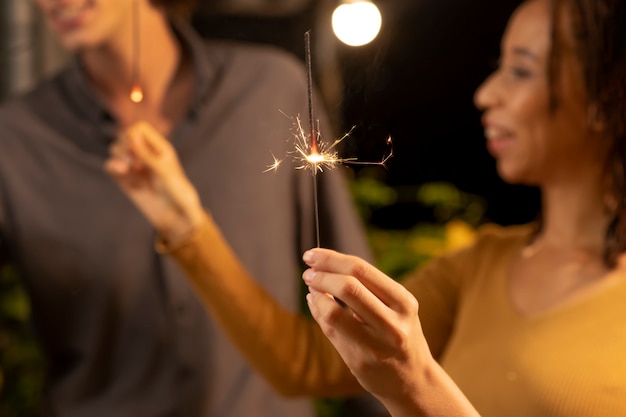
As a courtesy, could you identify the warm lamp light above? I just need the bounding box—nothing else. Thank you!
[332,1,382,47]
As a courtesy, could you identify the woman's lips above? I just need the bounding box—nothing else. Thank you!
[483,124,515,157]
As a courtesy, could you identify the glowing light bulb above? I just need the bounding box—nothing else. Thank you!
[130,85,144,103]
[332,1,382,47]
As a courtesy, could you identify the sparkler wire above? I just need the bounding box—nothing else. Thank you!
[304,30,321,248]
[265,32,393,248]
[304,31,318,154]
[130,0,144,111]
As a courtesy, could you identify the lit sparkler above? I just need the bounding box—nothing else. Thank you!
[129,0,143,105]
[266,30,393,247]
[265,111,393,174]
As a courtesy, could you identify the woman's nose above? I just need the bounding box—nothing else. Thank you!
[474,72,499,111]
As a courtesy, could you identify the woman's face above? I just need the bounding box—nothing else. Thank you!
[474,0,602,186]
[35,0,137,52]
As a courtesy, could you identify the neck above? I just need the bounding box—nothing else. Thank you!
[79,5,181,106]
[538,168,609,251]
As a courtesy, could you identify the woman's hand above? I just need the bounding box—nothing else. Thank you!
[302,248,479,417]
[105,121,205,245]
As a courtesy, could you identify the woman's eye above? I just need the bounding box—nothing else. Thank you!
[509,67,532,79]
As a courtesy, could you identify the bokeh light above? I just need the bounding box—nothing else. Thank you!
[332,1,382,47]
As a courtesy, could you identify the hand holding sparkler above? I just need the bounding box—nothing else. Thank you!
[302,248,481,417]
[105,121,204,245]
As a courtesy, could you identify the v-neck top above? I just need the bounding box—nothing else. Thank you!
[404,223,626,416]
[167,219,626,416]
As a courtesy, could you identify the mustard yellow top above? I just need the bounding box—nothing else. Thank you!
[164,215,626,416]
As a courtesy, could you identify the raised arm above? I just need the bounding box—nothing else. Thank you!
[104,121,361,397]
[302,248,481,417]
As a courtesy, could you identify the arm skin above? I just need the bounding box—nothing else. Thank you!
[302,248,481,417]
[104,121,362,397]
[105,122,481,416]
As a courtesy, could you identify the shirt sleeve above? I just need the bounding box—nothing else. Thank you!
[159,212,364,398]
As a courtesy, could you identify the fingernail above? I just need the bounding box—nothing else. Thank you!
[303,250,314,263]
[302,269,315,283]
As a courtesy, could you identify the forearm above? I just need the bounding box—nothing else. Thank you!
[161,212,363,397]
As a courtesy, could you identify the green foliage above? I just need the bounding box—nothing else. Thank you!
[351,174,486,278]
[0,264,45,417]
[415,182,486,228]
[315,398,349,417]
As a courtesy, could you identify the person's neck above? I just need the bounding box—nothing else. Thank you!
[79,7,182,111]
[538,168,609,252]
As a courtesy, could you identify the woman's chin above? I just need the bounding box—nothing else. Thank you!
[496,165,533,186]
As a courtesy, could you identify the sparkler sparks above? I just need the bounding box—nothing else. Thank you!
[267,111,393,174]
[263,152,283,173]
[265,30,394,247]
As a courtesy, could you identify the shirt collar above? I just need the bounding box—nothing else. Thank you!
[58,19,215,126]
[172,17,215,113]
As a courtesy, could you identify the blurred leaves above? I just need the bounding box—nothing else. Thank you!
[0,264,44,417]
[351,174,486,278]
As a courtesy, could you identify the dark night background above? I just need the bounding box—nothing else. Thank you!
[193,0,541,230]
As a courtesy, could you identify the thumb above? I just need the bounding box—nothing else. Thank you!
[126,122,172,173]
[126,122,194,199]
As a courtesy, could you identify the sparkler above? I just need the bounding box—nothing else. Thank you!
[266,31,393,248]
[129,0,143,105]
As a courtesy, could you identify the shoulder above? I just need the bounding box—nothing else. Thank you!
[203,39,308,88]
[0,71,66,127]
[402,223,534,295]
[0,69,74,156]
[195,38,318,128]
[0,93,35,137]
[440,222,534,275]
[424,222,533,275]
[0,91,30,123]
[452,222,533,264]
[206,38,304,71]
[472,222,534,250]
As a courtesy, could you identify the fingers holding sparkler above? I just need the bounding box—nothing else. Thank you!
[105,121,204,244]
[301,247,437,407]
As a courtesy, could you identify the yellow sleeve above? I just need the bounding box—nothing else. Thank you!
[158,212,363,397]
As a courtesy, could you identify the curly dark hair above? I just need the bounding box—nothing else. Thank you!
[150,0,198,18]
[547,0,626,267]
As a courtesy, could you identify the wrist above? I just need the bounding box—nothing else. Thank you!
[158,187,204,246]
[379,359,479,417]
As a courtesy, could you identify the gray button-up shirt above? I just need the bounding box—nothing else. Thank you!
[0,21,374,417]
